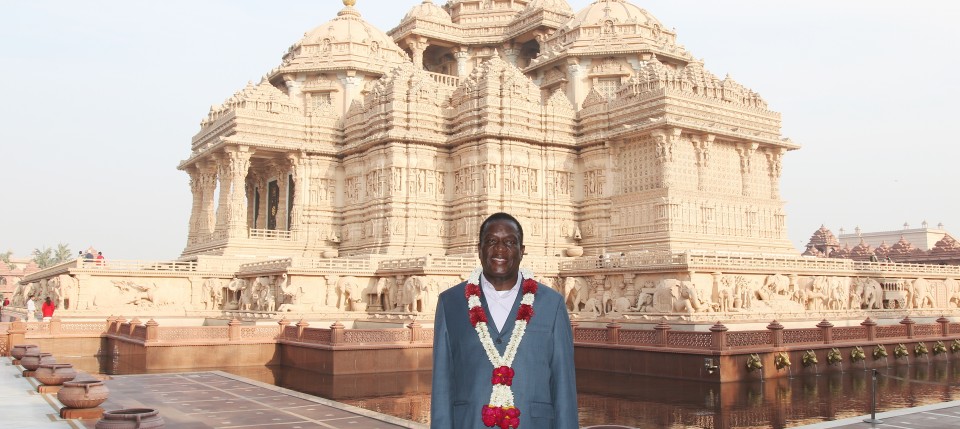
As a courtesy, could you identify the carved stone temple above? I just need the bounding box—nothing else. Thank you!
[15,0,960,321]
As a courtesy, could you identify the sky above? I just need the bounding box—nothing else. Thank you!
[1,0,958,261]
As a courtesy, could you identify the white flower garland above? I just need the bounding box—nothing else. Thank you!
[466,267,536,409]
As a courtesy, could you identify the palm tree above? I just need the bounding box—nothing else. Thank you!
[32,247,54,268]
[53,243,72,264]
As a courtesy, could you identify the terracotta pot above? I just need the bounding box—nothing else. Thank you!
[95,408,165,429]
[11,344,39,360]
[34,363,77,386]
[58,380,110,409]
[20,352,55,371]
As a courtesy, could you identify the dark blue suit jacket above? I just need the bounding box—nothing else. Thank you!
[430,280,578,428]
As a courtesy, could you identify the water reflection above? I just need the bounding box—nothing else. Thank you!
[63,355,960,428]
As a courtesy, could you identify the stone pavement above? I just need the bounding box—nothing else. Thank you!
[794,400,960,429]
[2,357,425,429]
[0,359,76,428]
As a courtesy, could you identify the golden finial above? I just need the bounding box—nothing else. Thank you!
[343,0,357,6]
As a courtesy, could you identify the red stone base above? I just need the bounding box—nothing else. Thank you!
[12,359,20,365]
[60,407,104,419]
[37,385,62,394]
[22,370,35,377]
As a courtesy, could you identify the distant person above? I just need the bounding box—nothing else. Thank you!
[78,251,84,259]
[84,250,94,260]
[41,297,55,321]
[96,251,105,266]
[26,296,37,321]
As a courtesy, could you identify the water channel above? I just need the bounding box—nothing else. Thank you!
[62,354,960,428]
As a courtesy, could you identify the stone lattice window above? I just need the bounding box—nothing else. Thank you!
[311,92,332,109]
[596,77,620,99]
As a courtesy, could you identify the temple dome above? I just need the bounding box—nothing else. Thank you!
[403,0,452,23]
[275,1,408,76]
[569,0,664,29]
[524,0,574,13]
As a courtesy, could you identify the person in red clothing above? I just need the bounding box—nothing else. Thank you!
[41,296,56,321]
[95,251,105,267]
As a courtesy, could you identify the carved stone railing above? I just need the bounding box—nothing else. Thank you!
[425,71,460,88]
[248,228,296,241]
[76,259,198,272]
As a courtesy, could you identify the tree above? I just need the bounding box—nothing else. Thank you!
[31,243,72,269]
[0,250,13,270]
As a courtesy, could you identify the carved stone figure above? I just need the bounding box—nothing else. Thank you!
[912,278,935,309]
[852,278,883,310]
[336,276,365,311]
[200,278,225,310]
[653,279,704,313]
[566,277,591,312]
[763,274,790,296]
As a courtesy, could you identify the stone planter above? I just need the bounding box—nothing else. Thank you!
[96,408,165,429]
[20,352,55,371]
[565,246,584,257]
[322,250,339,258]
[58,380,110,409]
[35,363,77,386]
[11,344,39,360]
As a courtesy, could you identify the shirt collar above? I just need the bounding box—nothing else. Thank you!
[480,273,522,295]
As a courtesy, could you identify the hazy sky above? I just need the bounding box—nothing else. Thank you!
[2,0,958,260]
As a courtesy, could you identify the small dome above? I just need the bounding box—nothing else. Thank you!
[525,0,573,13]
[569,0,664,29]
[806,225,839,248]
[276,2,408,76]
[403,0,452,23]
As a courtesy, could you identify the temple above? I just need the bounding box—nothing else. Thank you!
[177,0,798,261]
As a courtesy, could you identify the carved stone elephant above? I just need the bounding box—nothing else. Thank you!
[336,276,365,311]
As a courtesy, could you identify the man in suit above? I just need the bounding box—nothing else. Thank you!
[431,212,578,428]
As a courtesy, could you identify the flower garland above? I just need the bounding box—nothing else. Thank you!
[465,267,537,429]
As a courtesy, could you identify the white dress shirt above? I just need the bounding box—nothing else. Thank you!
[480,274,522,332]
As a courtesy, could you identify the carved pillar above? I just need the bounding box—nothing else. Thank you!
[655,318,671,347]
[502,43,519,66]
[341,72,362,118]
[567,59,582,109]
[606,321,621,345]
[272,159,289,231]
[287,153,306,236]
[736,142,758,197]
[407,37,429,69]
[224,147,253,237]
[197,160,218,241]
[454,49,469,77]
[186,167,203,245]
[937,316,950,336]
[692,133,715,192]
[652,128,681,189]
[228,318,241,341]
[145,319,159,343]
[214,153,231,238]
[283,75,303,106]
[765,147,785,199]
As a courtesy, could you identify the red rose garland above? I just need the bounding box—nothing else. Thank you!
[465,268,538,429]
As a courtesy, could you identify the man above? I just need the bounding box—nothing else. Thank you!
[431,212,578,428]
[26,295,37,321]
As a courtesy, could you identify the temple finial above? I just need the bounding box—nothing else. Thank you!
[343,0,356,6]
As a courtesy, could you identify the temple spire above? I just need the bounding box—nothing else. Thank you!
[343,0,356,6]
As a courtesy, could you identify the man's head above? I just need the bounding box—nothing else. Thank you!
[477,213,525,290]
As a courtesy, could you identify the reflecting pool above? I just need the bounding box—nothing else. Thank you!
[63,355,960,428]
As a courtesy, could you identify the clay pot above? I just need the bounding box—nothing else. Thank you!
[58,380,110,409]
[11,344,39,360]
[95,408,165,429]
[20,352,55,371]
[34,363,77,386]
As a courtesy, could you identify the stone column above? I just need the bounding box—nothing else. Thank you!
[765,147,785,199]
[340,71,362,118]
[224,147,253,237]
[186,167,203,245]
[817,319,834,344]
[287,153,306,237]
[566,59,582,109]
[407,37,429,69]
[736,142,758,197]
[692,133,714,192]
[197,160,218,241]
[454,49,469,77]
[214,153,231,238]
[272,159,289,231]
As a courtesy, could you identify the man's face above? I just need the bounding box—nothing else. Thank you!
[478,220,525,289]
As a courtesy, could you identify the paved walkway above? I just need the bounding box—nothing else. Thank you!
[2,357,425,429]
[0,359,76,428]
[793,400,960,429]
